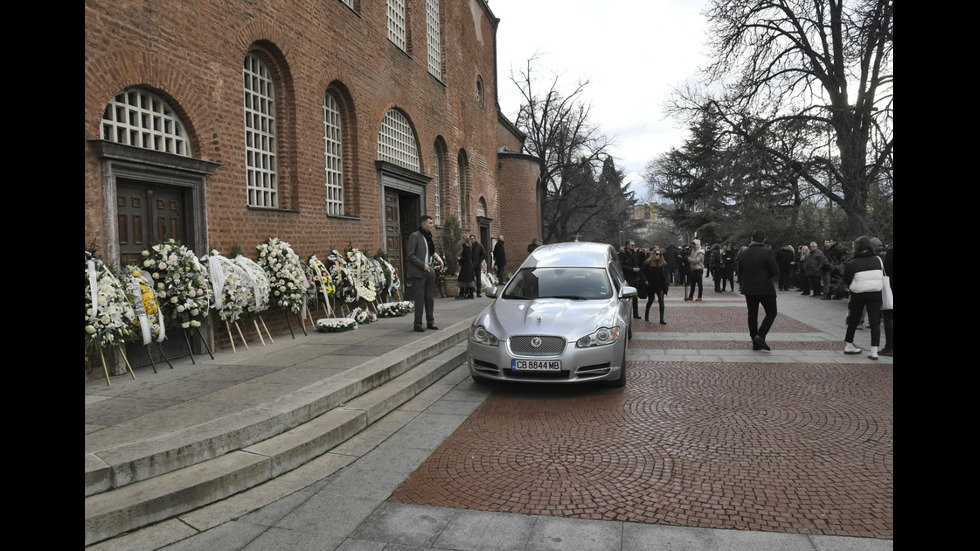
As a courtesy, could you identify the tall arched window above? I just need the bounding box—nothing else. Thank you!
[324,91,344,216]
[100,87,189,155]
[378,109,419,172]
[433,138,448,225]
[243,52,278,207]
[457,149,470,224]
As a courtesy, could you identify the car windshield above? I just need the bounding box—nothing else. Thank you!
[501,267,612,300]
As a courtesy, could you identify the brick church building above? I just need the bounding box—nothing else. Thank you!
[84,0,541,373]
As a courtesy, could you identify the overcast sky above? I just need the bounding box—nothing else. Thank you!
[488,0,713,201]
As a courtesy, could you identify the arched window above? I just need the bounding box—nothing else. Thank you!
[324,91,344,216]
[433,138,448,225]
[378,109,419,172]
[243,52,278,208]
[100,87,189,155]
[457,149,470,224]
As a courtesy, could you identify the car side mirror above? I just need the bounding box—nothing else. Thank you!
[485,286,498,298]
[621,285,637,299]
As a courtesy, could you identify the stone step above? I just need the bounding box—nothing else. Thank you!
[84,327,469,546]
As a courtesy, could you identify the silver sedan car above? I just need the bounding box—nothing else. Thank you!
[467,241,637,386]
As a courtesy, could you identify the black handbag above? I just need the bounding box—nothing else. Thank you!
[636,279,649,299]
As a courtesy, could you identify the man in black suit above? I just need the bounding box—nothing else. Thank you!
[737,229,780,351]
[470,234,487,297]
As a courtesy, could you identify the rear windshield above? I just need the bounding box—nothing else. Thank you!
[501,267,612,300]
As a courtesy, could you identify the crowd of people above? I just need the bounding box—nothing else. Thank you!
[619,234,893,358]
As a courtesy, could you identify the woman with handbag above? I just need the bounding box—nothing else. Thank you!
[641,247,670,324]
[841,236,884,360]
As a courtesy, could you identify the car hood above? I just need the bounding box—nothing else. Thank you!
[477,297,623,338]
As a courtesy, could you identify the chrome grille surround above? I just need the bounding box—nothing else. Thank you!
[508,335,566,356]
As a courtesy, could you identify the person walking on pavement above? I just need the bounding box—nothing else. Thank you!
[641,247,669,324]
[470,234,487,297]
[620,240,643,318]
[842,236,885,360]
[492,234,507,284]
[456,234,475,299]
[685,239,705,301]
[406,215,438,332]
[738,229,779,351]
[804,241,827,297]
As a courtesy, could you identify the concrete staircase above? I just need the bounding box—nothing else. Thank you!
[84,322,470,546]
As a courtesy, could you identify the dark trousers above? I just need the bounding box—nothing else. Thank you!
[845,293,881,347]
[495,263,505,283]
[807,275,821,296]
[645,291,665,321]
[745,294,777,339]
[473,265,483,295]
[411,271,435,327]
[688,270,703,298]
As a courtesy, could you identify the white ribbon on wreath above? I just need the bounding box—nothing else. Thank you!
[308,255,333,317]
[127,268,167,345]
[234,255,271,313]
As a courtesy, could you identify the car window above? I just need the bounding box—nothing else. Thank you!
[501,267,611,300]
[608,260,624,292]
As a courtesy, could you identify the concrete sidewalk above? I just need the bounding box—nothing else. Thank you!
[86,281,892,550]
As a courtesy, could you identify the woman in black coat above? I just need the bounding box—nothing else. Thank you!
[456,235,475,299]
[640,247,670,324]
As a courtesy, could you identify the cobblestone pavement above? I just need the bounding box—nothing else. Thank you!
[390,293,893,540]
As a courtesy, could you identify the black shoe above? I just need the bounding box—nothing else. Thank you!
[633,315,641,319]
[427,324,439,330]
[476,294,482,297]
[414,326,425,333]
[660,320,667,325]
[752,335,771,351]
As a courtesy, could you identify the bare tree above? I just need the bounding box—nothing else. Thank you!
[511,56,618,243]
[672,0,893,239]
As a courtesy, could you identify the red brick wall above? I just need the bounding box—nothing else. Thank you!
[85,0,505,258]
[84,1,540,377]
[496,151,541,274]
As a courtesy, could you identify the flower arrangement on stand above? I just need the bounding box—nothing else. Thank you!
[85,249,138,385]
[120,265,174,372]
[307,254,336,318]
[208,251,254,352]
[432,252,448,297]
[327,249,358,315]
[257,237,311,337]
[141,238,213,361]
[233,254,275,345]
[344,247,378,309]
[481,260,498,289]
[373,250,402,303]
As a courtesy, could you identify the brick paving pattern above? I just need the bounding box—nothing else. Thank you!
[389,302,893,540]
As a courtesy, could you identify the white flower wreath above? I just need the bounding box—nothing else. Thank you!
[315,317,357,332]
[122,265,166,345]
[141,238,211,329]
[257,238,310,314]
[208,252,254,323]
[233,255,271,314]
[85,251,138,353]
[376,301,414,318]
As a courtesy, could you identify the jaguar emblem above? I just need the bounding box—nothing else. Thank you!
[531,337,542,348]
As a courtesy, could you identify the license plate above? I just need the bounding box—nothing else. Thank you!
[512,359,561,371]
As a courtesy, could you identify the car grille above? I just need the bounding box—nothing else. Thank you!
[508,335,566,356]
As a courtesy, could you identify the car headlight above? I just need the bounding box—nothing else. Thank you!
[470,325,499,346]
[576,326,621,348]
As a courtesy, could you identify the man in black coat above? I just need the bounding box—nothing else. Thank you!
[620,240,642,319]
[492,235,506,283]
[470,234,487,297]
[737,229,780,351]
